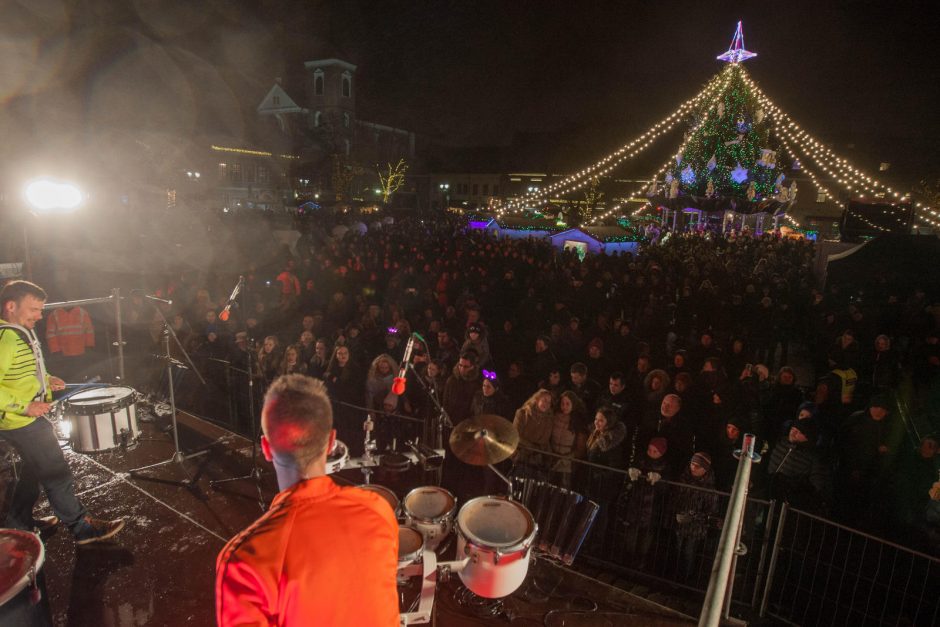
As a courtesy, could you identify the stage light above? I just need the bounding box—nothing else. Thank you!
[24,178,83,213]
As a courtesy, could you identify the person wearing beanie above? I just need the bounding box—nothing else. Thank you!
[619,436,671,568]
[766,418,831,514]
[469,370,512,420]
[461,323,492,369]
[670,451,720,582]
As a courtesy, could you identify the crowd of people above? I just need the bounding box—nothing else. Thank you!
[114,215,940,555]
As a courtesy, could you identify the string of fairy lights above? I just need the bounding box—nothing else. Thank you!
[591,64,741,224]
[496,66,734,216]
[741,70,939,228]
[496,50,935,232]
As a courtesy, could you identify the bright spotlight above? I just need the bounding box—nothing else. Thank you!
[24,178,83,213]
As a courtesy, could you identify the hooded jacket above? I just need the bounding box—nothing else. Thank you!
[442,361,480,423]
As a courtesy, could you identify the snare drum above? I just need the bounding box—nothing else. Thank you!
[64,386,139,453]
[397,526,424,568]
[456,496,537,599]
[402,486,456,551]
[0,529,45,607]
[326,440,349,475]
[359,484,400,516]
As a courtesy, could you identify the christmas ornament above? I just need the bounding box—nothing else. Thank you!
[717,101,725,118]
[681,166,695,185]
[664,172,674,184]
[669,178,680,199]
[755,109,765,124]
[707,154,717,171]
[757,148,777,168]
[736,117,749,133]
[705,180,715,198]
[730,163,749,184]
[791,159,801,170]
[788,181,798,203]
[746,181,757,201]
[675,152,683,165]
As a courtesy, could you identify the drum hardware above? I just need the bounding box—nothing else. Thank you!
[129,297,210,497]
[406,440,443,471]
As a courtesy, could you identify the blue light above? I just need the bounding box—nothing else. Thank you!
[717,21,757,64]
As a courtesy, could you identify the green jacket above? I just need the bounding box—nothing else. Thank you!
[0,319,50,430]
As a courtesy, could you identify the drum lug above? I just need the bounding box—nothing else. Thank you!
[28,565,41,605]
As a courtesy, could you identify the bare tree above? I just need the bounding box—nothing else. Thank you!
[377,158,408,205]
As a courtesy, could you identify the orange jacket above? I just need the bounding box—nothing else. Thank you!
[46,307,95,356]
[216,476,400,626]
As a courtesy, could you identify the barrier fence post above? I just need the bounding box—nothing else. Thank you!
[759,501,789,618]
[750,499,777,609]
[699,433,758,627]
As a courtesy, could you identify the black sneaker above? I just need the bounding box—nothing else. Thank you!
[32,515,59,532]
[75,517,125,545]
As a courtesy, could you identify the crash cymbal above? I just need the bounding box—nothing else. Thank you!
[449,414,519,466]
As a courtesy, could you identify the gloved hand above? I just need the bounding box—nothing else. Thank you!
[647,471,661,485]
[627,467,641,481]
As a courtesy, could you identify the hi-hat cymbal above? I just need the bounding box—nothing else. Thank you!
[449,414,519,466]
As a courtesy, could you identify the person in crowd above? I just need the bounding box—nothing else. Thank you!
[216,375,398,626]
[279,344,308,376]
[584,337,611,384]
[839,396,903,530]
[324,345,362,448]
[256,335,283,390]
[530,335,558,385]
[596,371,632,426]
[669,452,720,583]
[513,388,555,479]
[549,391,588,487]
[766,419,831,513]
[569,362,602,411]
[585,406,628,548]
[435,329,460,372]
[470,370,513,419]
[503,360,534,411]
[308,338,331,380]
[461,323,491,369]
[762,366,804,439]
[619,436,670,569]
[538,366,566,406]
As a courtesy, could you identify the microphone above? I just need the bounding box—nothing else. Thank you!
[391,334,416,395]
[219,276,244,322]
[130,290,173,306]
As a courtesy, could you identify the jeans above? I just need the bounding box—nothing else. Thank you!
[0,418,89,536]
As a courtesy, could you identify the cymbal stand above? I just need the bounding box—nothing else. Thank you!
[210,277,269,512]
[129,297,210,496]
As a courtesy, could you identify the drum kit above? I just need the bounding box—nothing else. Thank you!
[326,413,563,625]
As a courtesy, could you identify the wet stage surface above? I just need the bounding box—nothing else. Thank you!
[1,413,693,626]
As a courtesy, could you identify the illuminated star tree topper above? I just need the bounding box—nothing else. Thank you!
[717,21,757,64]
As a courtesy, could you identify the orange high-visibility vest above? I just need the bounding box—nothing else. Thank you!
[46,307,95,356]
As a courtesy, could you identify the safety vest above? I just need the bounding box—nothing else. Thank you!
[46,307,95,357]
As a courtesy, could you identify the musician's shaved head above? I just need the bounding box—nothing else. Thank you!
[261,374,333,472]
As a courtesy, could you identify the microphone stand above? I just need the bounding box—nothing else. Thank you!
[405,362,451,486]
[129,296,210,497]
[210,278,269,512]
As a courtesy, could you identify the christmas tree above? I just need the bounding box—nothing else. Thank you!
[651,23,795,214]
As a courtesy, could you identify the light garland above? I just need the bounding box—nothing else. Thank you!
[496,67,734,216]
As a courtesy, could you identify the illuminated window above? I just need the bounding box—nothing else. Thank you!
[343,112,350,128]
[231,163,242,183]
[341,72,351,98]
[258,166,270,184]
[218,163,228,179]
[816,192,826,203]
[314,70,324,96]
[314,111,321,127]
[344,139,350,156]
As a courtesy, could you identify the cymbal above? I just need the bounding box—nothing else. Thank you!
[449,414,519,466]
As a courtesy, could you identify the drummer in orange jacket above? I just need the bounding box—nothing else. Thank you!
[216,374,400,626]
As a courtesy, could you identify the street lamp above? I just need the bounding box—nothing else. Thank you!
[439,183,450,210]
[22,177,84,279]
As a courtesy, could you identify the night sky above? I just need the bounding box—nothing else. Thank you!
[1,0,938,182]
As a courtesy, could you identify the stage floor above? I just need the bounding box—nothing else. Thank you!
[1,411,694,626]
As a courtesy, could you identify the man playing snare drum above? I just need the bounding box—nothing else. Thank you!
[0,280,125,544]
[216,374,399,626]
